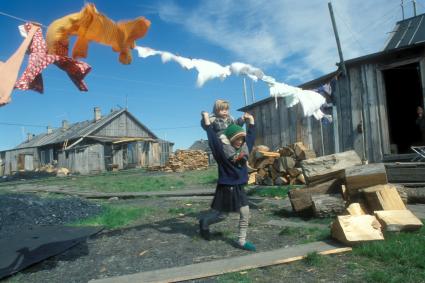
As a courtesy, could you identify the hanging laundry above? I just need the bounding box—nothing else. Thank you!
[15,23,91,93]
[0,24,38,106]
[263,77,326,119]
[133,45,325,119]
[191,59,231,87]
[230,62,264,81]
[46,3,150,64]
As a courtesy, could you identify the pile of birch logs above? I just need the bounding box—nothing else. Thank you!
[287,150,423,246]
[248,142,316,186]
[148,150,209,173]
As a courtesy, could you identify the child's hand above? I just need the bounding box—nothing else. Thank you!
[243,112,254,124]
[201,111,211,125]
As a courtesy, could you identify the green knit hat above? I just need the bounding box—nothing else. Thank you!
[225,124,246,143]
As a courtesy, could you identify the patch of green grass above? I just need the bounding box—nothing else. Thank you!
[352,223,425,283]
[216,271,252,283]
[71,204,155,229]
[304,252,328,266]
[279,226,330,244]
[247,185,297,198]
[34,167,218,193]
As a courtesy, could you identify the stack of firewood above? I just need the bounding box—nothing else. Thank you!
[286,150,423,246]
[148,150,209,173]
[248,142,316,186]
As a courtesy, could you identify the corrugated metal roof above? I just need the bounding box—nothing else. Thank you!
[13,109,152,149]
[384,14,425,50]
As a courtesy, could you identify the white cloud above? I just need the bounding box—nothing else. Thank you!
[155,0,415,83]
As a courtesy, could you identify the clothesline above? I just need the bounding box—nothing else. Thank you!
[135,46,327,120]
[0,7,328,120]
[0,10,48,28]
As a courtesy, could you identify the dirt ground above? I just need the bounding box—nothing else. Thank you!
[1,188,423,283]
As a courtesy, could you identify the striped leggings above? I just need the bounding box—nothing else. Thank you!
[200,205,250,246]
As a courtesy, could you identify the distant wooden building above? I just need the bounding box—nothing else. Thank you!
[0,108,173,175]
[240,14,425,162]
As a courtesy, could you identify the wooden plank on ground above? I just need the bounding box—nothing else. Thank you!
[331,215,384,246]
[361,184,406,211]
[345,163,388,195]
[374,210,423,232]
[89,241,351,283]
[301,150,362,185]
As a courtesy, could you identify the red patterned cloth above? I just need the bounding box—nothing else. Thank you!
[15,23,91,93]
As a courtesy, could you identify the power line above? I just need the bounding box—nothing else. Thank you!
[0,11,48,28]
[0,122,51,128]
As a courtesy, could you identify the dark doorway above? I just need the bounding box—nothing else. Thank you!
[383,62,424,153]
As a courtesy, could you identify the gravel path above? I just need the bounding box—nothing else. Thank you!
[0,193,103,239]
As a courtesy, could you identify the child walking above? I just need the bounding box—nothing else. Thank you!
[199,110,256,251]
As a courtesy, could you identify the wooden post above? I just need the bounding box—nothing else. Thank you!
[328,2,347,77]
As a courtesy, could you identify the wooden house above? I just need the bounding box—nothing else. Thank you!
[239,14,425,162]
[0,108,173,175]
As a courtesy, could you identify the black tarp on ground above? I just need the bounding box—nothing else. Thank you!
[0,225,102,279]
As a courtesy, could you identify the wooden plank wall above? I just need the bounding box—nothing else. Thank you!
[362,64,383,162]
[334,76,353,152]
[95,113,150,137]
[3,148,39,175]
[248,97,335,156]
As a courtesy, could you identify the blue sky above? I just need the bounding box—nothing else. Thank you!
[0,0,422,150]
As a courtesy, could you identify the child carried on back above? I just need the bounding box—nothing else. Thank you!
[207,99,249,166]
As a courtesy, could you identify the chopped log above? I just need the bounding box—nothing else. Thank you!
[345,203,367,216]
[293,142,316,160]
[279,146,295,157]
[275,156,296,173]
[255,150,280,159]
[394,185,425,204]
[361,184,406,211]
[296,173,306,184]
[248,172,257,185]
[257,168,268,179]
[249,145,271,166]
[254,157,275,169]
[262,176,274,186]
[374,210,423,232]
[341,185,349,201]
[345,163,388,197]
[274,176,289,186]
[287,167,302,178]
[312,194,346,218]
[331,215,384,246]
[301,150,362,185]
[288,179,343,214]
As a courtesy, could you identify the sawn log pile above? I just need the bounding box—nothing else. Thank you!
[148,150,209,172]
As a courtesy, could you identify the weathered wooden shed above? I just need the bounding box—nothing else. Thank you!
[240,14,425,163]
[0,108,173,175]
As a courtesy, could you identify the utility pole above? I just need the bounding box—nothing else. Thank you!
[328,2,347,77]
[401,0,405,20]
[242,77,248,106]
[250,80,256,103]
[413,0,417,16]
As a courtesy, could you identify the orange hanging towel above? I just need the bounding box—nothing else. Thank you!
[46,3,150,64]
